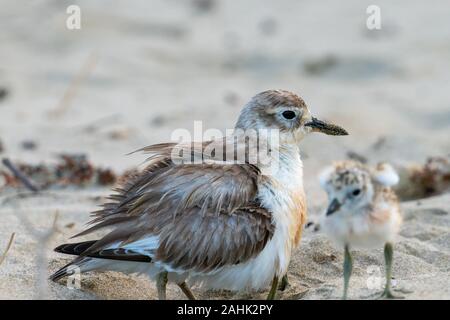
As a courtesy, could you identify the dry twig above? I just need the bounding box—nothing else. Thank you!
[18,211,61,299]
[0,233,15,266]
[2,158,40,192]
[48,52,98,118]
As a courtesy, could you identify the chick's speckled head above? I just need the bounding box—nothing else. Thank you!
[319,161,399,216]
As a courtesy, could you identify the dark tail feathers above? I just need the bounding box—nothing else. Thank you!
[54,240,98,256]
[50,240,152,282]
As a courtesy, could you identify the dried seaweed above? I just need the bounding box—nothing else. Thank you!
[395,155,450,200]
[0,154,136,190]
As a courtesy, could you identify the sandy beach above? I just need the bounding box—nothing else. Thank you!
[0,0,449,299]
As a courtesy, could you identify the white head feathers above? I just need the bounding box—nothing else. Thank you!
[372,163,399,187]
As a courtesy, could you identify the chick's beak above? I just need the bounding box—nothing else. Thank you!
[326,198,341,216]
[305,117,348,136]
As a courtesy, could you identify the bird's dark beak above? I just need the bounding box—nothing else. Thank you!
[326,198,341,216]
[305,117,348,136]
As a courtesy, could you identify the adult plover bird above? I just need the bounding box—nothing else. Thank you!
[319,161,402,299]
[50,90,348,300]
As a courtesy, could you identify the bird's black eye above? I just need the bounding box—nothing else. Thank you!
[352,189,361,196]
[282,110,296,120]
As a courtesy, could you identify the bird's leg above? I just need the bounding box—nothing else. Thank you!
[378,242,404,299]
[267,275,279,300]
[278,274,289,291]
[156,271,168,300]
[178,281,196,300]
[343,244,353,300]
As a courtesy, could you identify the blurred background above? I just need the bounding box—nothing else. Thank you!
[0,0,449,299]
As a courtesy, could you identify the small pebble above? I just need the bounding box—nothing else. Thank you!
[259,17,278,36]
[192,0,216,12]
[65,223,75,229]
[223,92,239,106]
[346,151,368,164]
[108,129,130,140]
[150,115,167,127]
[0,87,8,101]
[21,140,38,150]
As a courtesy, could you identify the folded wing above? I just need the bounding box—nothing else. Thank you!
[51,141,274,279]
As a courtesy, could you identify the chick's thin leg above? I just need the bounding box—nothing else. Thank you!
[343,244,353,300]
[378,242,404,299]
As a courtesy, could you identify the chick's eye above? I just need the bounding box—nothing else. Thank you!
[282,110,296,120]
[352,189,361,196]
